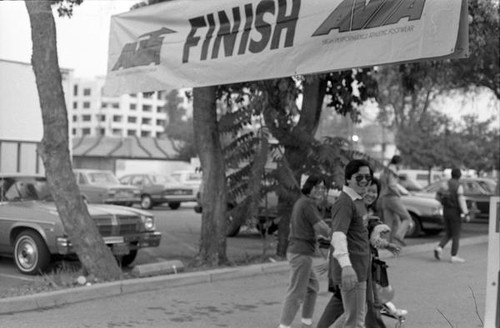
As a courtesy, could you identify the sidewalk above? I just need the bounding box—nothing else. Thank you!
[0,234,488,318]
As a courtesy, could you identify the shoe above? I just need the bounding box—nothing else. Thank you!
[434,246,442,260]
[451,256,465,263]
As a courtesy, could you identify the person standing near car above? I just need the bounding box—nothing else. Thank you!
[434,168,470,263]
[278,175,332,328]
[379,155,412,246]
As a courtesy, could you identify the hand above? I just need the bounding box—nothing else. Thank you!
[461,212,471,222]
[385,243,401,256]
[314,262,329,276]
[341,266,358,290]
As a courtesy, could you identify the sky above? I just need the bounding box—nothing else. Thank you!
[0,0,141,78]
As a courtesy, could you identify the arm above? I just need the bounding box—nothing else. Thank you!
[331,231,357,289]
[314,219,331,239]
[457,185,469,219]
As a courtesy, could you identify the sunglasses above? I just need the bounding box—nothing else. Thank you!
[353,174,372,182]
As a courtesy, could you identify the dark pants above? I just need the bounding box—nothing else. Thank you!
[438,207,462,256]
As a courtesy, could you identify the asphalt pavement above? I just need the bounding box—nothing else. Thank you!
[0,233,490,328]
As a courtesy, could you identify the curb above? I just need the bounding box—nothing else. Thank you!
[0,235,489,315]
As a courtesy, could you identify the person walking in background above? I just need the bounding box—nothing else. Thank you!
[379,155,412,246]
[328,159,372,328]
[278,175,332,328]
[434,168,470,263]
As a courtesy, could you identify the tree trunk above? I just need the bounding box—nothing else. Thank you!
[272,77,327,258]
[25,0,121,281]
[193,87,228,266]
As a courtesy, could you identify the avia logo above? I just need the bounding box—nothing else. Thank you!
[182,0,300,64]
[312,0,426,36]
[111,27,176,71]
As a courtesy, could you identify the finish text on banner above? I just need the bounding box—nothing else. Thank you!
[104,0,467,95]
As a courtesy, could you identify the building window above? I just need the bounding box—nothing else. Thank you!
[142,118,152,125]
[112,129,122,136]
[141,131,151,137]
[128,116,137,123]
[72,115,77,122]
[73,101,78,109]
[82,128,91,135]
[113,115,122,122]
[130,103,136,110]
[83,88,91,96]
[156,106,164,113]
[83,101,91,109]
[97,114,106,122]
[82,115,91,122]
[156,119,165,126]
[130,93,137,98]
[142,92,153,99]
[142,105,152,112]
[112,102,119,109]
[73,85,78,96]
[72,128,77,135]
[127,129,136,136]
[96,128,105,136]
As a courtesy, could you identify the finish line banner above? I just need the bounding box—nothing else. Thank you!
[104,0,467,95]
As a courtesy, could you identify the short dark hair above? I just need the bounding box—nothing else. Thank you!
[371,177,381,196]
[451,168,462,179]
[302,175,325,195]
[344,159,373,184]
[390,155,402,165]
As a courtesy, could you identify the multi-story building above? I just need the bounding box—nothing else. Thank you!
[70,77,167,138]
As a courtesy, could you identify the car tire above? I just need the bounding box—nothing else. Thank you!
[405,213,422,238]
[14,230,51,275]
[168,202,181,210]
[141,195,153,209]
[117,250,138,267]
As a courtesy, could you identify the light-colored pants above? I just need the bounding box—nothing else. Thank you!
[332,281,367,328]
[279,252,319,326]
[381,196,412,242]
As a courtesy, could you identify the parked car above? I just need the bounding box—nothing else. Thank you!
[119,173,195,209]
[169,170,202,196]
[74,169,140,206]
[415,177,497,220]
[397,185,444,237]
[398,169,444,187]
[0,174,161,274]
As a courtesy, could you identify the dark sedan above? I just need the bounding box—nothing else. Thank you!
[415,177,497,220]
[119,174,195,209]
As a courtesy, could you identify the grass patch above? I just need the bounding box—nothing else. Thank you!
[0,254,282,299]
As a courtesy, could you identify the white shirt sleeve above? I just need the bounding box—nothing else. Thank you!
[331,231,352,268]
[457,185,468,214]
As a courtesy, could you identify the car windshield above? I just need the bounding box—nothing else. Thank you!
[87,172,120,184]
[477,179,497,194]
[151,175,175,184]
[0,177,53,201]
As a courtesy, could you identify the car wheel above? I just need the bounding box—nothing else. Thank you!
[226,205,241,237]
[117,250,138,267]
[423,228,443,236]
[405,213,422,238]
[14,230,51,275]
[141,195,153,209]
[168,202,181,210]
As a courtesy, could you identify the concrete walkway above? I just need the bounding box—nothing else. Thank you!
[0,234,489,318]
